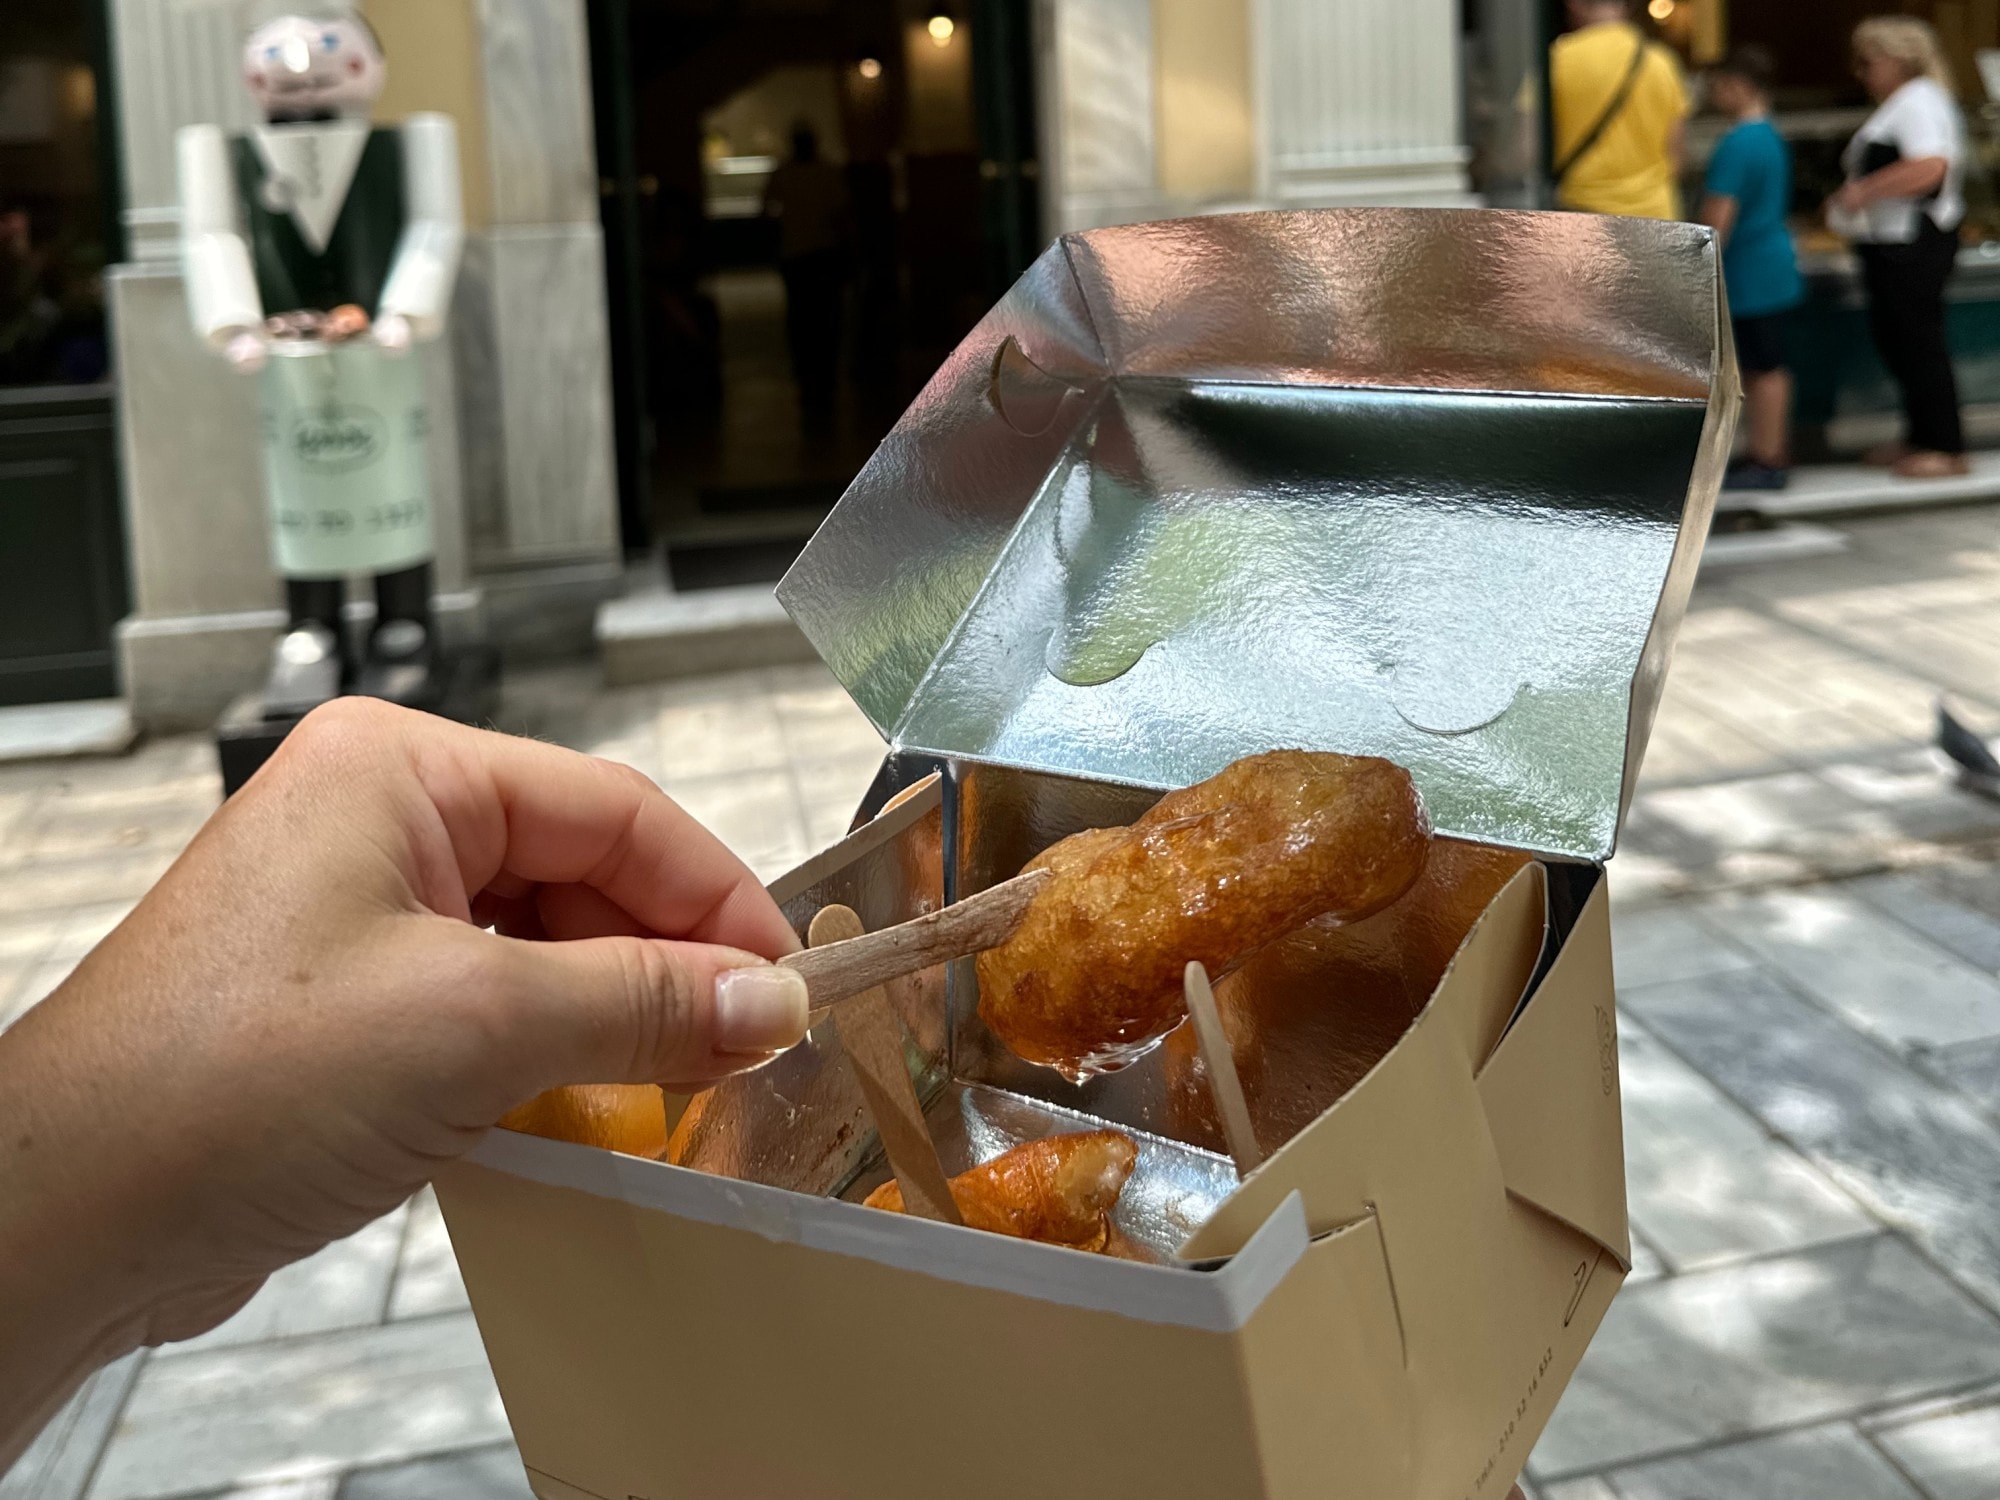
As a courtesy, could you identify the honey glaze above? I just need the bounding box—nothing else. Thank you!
[975,750,1431,1080]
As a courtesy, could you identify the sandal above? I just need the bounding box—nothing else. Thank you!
[1892,450,1971,479]
[1863,440,1912,467]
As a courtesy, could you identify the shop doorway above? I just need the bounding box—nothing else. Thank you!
[588,0,1039,585]
[0,0,127,705]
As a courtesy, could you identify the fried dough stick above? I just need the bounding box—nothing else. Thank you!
[863,1129,1138,1252]
[977,750,1429,1079]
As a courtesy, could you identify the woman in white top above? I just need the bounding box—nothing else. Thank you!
[1827,17,1970,478]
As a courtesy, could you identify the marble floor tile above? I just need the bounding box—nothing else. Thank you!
[1587,1423,1921,1500]
[1624,962,2000,1307]
[653,691,788,782]
[1926,1037,2000,1114]
[1610,904,1756,990]
[1626,1229,1666,1282]
[1868,1392,2000,1500]
[769,677,885,766]
[1527,1235,2000,1478]
[1619,1026,1875,1272]
[655,769,809,884]
[88,1314,507,1500]
[1538,1481,1617,1500]
[1637,771,1866,852]
[1855,870,2000,973]
[335,1444,533,1500]
[1701,887,2000,1050]
[171,1208,407,1353]
[793,754,887,850]
[1,1351,146,1500]
[386,1189,468,1321]
[208,1480,337,1500]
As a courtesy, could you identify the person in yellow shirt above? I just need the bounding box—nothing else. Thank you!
[1551,0,1690,218]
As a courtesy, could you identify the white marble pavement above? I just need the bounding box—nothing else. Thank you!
[11,506,2000,1496]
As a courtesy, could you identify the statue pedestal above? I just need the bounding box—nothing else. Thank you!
[214,642,500,796]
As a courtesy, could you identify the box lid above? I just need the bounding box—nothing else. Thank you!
[776,208,1737,859]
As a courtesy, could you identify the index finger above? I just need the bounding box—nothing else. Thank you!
[396,709,799,958]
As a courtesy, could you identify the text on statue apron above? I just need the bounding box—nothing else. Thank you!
[259,340,432,577]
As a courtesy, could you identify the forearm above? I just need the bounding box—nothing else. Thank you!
[0,1010,149,1470]
[1698,193,1737,247]
[1851,156,1949,205]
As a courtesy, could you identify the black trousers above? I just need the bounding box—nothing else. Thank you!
[1857,218,1964,455]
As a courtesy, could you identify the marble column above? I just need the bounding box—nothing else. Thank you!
[1252,0,1475,207]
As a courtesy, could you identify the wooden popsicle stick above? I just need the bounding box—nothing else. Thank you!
[780,866,1051,1013]
[810,904,963,1226]
[1184,960,1262,1178]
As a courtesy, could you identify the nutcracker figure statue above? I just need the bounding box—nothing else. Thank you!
[176,5,463,722]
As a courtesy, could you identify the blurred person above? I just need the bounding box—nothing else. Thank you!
[0,206,61,385]
[763,122,851,428]
[1699,46,1804,490]
[1828,17,1970,479]
[1550,0,1689,219]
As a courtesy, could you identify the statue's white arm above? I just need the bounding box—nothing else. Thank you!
[175,123,265,363]
[376,113,464,345]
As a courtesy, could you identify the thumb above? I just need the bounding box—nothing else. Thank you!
[486,931,810,1095]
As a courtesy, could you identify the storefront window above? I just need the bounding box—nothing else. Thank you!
[0,5,110,388]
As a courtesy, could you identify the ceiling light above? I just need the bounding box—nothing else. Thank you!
[927,13,956,44]
[858,56,883,79]
[1647,0,1673,18]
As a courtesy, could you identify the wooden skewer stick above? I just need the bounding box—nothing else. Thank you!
[780,867,1052,1013]
[1183,961,1263,1178]
[810,905,962,1226]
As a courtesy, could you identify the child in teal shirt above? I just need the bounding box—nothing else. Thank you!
[1700,45,1804,489]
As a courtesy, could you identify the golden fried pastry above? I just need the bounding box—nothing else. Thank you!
[499,1083,668,1158]
[976,750,1429,1078]
[863,1129,1138,1251]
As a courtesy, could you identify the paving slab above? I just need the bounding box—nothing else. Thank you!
[0,1353,146,1500]
[1609,904,1757,990]
[172,1209,407,1354]
[1527,1235,2000,1478]
[1623,965,2000,1311]
[385,1189,468,1322]
[1867,1390,2000,1500]
[1855,869,2000,972]
[87,1315,507,1500]
[1618,1026,1875,1273]
[335,1444,533,1500]
[1585,1423,1922,1500]
[1700,886,2000,1050]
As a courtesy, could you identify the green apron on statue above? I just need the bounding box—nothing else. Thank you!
[260,340,433,577]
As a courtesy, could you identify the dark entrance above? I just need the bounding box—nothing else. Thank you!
[588,0,1040,585]
[0,0,127,705]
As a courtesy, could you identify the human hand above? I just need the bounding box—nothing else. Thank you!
[224,329,267,372]
[0,699,807,1459]
[1828,180,1869,217]
[373,311,412,354]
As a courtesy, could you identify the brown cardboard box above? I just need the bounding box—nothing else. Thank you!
[436,208,1737,1500]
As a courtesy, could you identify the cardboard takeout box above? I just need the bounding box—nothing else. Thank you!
[437,207,1738,1500]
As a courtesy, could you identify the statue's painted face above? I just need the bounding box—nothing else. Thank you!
[243,15,385,118]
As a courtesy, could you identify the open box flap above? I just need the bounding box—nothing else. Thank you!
[778,208,1737,861]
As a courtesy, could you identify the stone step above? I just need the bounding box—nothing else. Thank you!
[595,582,815,686]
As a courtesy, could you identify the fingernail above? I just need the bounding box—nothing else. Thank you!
[713,965,810,1055]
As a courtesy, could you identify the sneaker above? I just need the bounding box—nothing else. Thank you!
[1723,461,1790,491]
